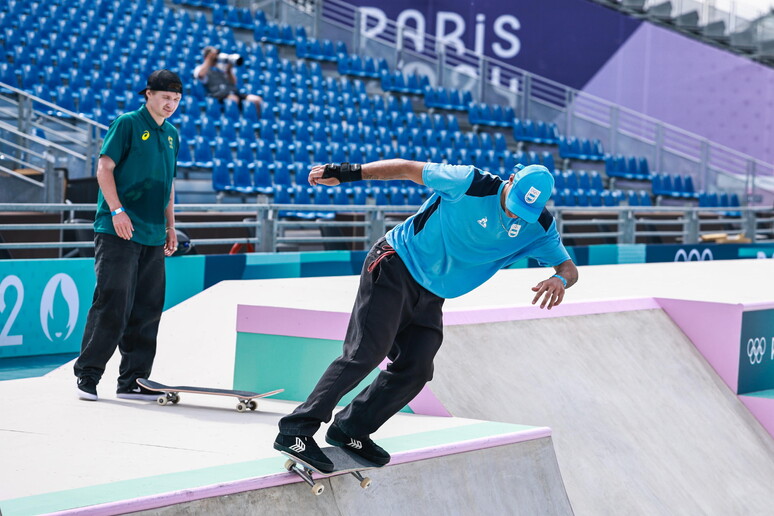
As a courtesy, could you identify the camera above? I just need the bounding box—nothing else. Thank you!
[218,53,244,66]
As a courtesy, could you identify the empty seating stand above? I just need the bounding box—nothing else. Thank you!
[513,119,561,145]
[604,155,651,180]
[337,54,388,79]
[558,137,605,161]
[380,71,428,95]
[469,103,515,128]
[651,173,699,199]
[295,37,345,62]
[424,87,471,111]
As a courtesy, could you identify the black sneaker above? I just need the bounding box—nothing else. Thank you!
[325,423,390,466]
[76,377,98,401]
[117,384,159,401]
[274,433,334,473]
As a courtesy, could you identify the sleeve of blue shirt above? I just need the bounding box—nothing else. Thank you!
[422,163,476,202]
[528,223,572,267]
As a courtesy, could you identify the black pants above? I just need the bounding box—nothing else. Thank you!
[73,233,166,391]
[279,238,445,437]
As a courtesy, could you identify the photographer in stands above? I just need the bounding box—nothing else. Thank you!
[194,46,262,114]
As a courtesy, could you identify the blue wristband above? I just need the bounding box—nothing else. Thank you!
[111,207,125,217]
[552,274,567,288]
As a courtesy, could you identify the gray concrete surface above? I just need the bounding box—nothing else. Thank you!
[134,438,573,516]
[430,309,774,516]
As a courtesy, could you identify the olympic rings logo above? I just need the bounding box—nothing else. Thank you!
[674,248,714,262]
[747,337,768,365]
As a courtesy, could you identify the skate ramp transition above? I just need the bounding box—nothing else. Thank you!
[430,308,774,516]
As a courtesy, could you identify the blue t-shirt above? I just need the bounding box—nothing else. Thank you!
[385,163,570,298]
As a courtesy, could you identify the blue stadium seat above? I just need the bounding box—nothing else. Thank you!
[232,161,256,194]
[331,187,350,205]
[273,161,292,186]
[211,159,232,192]
[193,138,214,169]
[253,165,273,194]
[590,171,604,191]
[177,143,194,169]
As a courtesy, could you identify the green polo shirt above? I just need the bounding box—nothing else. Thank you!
[94,104,179,246]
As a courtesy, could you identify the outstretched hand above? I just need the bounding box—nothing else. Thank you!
[531,276,566,310]
[308,164,340,187]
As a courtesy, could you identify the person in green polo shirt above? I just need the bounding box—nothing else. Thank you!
[74,70,183,402]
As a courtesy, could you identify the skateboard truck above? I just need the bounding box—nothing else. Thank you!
[155,391,258,412]
[283,458,372,496]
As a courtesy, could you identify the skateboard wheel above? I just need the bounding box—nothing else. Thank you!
[157,396,167,406]
[284,459,296,472]
[312,484,324,496]
[236,402,247,412]
[360,477,372,489]
[248,400,257,410]
[171,394,180,404]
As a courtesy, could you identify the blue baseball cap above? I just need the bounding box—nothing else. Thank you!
[505,164,554,223]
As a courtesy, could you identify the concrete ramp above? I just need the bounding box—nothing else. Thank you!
[430,309,774,516]
[132,438,572,516]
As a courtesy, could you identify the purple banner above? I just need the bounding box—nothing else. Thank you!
[351,0,641,89]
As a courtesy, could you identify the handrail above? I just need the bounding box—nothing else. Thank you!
[0,81,108,128]
[0,203,771,256]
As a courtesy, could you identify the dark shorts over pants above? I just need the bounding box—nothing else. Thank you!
[73,232,165,391]
[279,237,445,437]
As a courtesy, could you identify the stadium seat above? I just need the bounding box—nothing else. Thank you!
[211,159,233,192]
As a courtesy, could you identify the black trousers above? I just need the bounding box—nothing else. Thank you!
[279,238,445,437]
[73,233,166,391]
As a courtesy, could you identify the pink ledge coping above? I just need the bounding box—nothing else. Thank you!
[46,426,552,516]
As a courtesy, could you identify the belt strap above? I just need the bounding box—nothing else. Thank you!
[367,243,396,273]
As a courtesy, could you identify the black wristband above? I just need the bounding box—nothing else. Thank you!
[322,162,363,183]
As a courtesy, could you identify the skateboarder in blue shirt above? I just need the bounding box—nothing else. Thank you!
[274,159,578,472]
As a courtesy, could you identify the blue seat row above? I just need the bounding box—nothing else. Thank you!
[212,4,261,30]
[605,155,651,180]
[553,189,623,207]
[558,137,605,161]
[651,173,697,198]
[468,103,515,128]
[626,190,653,207]
[338,55,389,79]
[424,87,472,111]
[380,71,429,95]
[295,37,346,62]
[514,120,561,145]
[698,192,741,213]
[553,170,605,192]
[173,0,229,10]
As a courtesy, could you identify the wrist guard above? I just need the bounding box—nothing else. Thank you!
[322,162,362,183]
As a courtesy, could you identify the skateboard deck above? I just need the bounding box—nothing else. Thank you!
[137,378,283,412]
[280,445,382,495]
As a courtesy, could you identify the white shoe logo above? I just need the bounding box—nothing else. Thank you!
[348,439,363,450]
[131,387,142,393]
[290,437,306,453]
[477,217,487,228]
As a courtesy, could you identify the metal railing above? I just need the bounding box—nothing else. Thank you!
[273,0,774,207]
[1,203,771,257]
[0,81,107,193]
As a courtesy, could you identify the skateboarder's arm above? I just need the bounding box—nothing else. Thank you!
[531,259,578,310]
[308,159,425,186]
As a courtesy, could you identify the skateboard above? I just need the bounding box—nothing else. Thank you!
[280,446,382,496]
[136,378,283,412]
